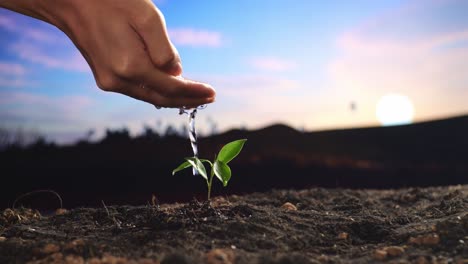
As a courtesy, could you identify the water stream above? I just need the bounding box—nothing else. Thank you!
[178,105,206,175]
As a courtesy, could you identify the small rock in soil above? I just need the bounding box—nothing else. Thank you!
[55,208,68,215]
[42,243,60,254]
[373,249,387,261]
[64,239,85,252]
[280,202,297,211]
[338,232,349,240]
[205,249,235,264]
[384,246,405,257]
[409,234,440,245]
[415,256,430,264]
[0,236,6,242]
[317,254,329,262]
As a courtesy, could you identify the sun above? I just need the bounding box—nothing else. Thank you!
[376,94,414,126]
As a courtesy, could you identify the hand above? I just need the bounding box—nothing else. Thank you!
[1,0,215,108]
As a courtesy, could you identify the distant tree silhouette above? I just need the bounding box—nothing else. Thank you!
[137,125,160,142]
[0,127,47,149]
[76,129,96,145]
[30,136,55,149]
[163,125,180,138]
[101,128,131,144]
[0,128,10,149]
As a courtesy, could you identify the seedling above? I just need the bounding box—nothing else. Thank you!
[172,139,247,200]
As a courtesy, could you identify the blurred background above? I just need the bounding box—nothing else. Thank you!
[1,0,467,209]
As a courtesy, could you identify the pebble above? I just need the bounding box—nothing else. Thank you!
[384,246,405,257]
[64,255,84,264]
[373,249,387,260]
[205,249,235,264]
[0,236,6,242]
[338,232,349,240]
[280,202,297,211]
[64,239,85,251]
[42,243,60,254]
[409,234,440,245]
[55,208,68,215]
[317,254,329,262]
[415,256,430,264]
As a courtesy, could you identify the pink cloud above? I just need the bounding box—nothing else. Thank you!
[10,42,89,72]
[0,12,88,73]
[0,62,30,88]
[0,78,30,88]
[0,92,93,109]
[0,91,95,129]
[0,12,67,44]
[0,13,18,31]
[0,62,27,76]
[249,57,297,72]
[169,28,222,47]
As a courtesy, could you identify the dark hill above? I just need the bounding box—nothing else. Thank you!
[1,115,467,209]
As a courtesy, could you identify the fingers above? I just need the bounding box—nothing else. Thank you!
[135,4,182,76]
[120,81,215,108]
[142,69,216,98]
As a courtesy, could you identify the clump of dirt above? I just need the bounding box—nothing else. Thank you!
[0,185,467,263]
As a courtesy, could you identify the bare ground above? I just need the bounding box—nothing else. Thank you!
[0,185,467,264]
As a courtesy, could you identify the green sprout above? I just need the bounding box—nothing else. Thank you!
[172,139,247,200]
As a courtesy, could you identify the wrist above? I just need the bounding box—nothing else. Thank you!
[0,0,76,31]
[0,0,46,21]
[34,0,75,30]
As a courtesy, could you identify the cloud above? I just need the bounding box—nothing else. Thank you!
[0,11,89,73]
[0,91,96,145]
[0,62,26,76]
[10,42,89,72]
[249,57,297,72]
[328,0,468,123]
[169,28,222,47]
[0,12,17,31]
[0,78,30,88]
[0,61,31,88]
[179,73,314,130]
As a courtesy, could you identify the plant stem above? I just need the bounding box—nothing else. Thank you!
[207,166,215,200]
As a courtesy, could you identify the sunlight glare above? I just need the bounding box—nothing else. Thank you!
[376,94,414,126]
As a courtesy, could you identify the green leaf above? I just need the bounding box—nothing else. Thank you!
[214,160,232,187]
[185,157,208,180]
[172,161,192,175]
[199,159,213,167]
[217,139,247,164]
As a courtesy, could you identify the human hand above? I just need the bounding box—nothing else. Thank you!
[3,0,215,108]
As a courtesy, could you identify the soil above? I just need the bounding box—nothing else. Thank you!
[0,185,467,264]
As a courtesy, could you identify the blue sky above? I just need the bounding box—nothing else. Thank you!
[1,0,468,144]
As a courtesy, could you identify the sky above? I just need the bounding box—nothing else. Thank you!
[1,0,468,144]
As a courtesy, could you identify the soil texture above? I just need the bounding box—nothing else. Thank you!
[1,185,467,263]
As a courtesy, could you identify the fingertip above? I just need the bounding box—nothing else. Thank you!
[188,80,216,98]
[206,96,216,104]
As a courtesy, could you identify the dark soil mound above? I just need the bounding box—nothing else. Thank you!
[1,185,467,263]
